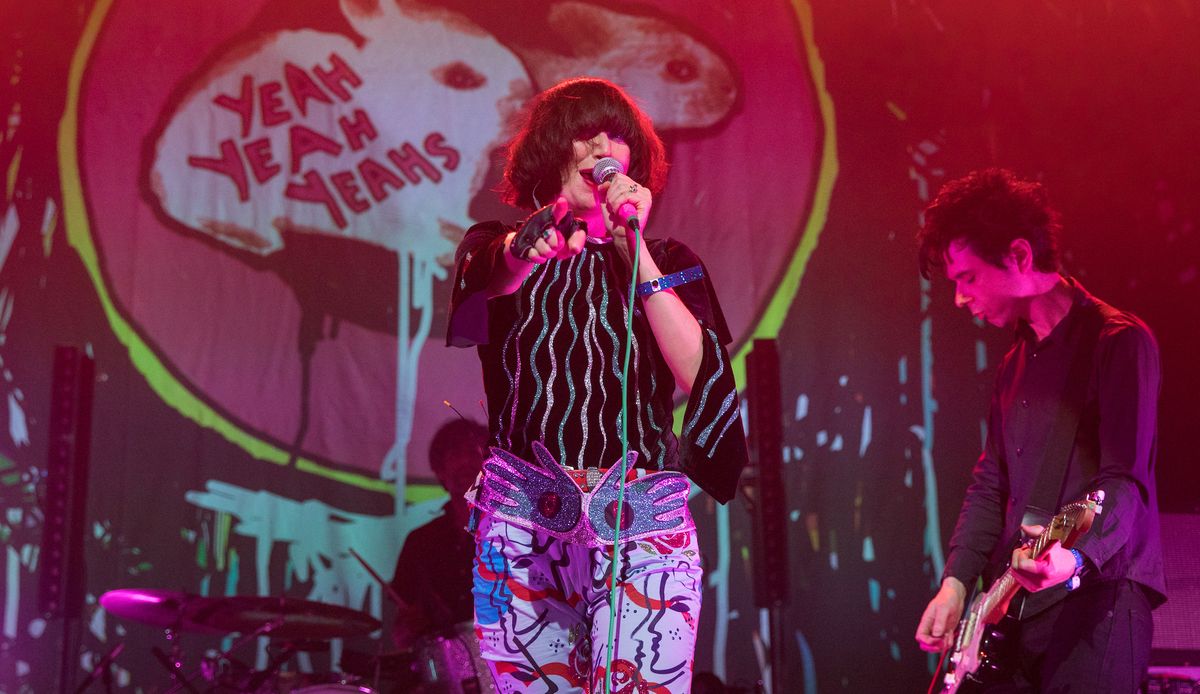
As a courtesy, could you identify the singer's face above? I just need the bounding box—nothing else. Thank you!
[559,131,631,218]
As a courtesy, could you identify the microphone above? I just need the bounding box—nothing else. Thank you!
[591,157,640,229]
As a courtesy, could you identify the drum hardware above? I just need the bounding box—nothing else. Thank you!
[72,641,125,694]
[100,588,382,692]
[346,546,407,693]
[345,547,494,694]
[241,639,301,693]
[189,595,381,641]
[99,588,217,691]
[339,648,422,692]
[198,650,254,690]
[163,609,285,693]
[197,633,344,694]
[414,623,493,694]
[341,626,494,693]
[151,640,199,694]
[100,588,381,640]
[98,589,224,634]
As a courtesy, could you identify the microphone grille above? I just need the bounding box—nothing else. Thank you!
[592,157,625,184]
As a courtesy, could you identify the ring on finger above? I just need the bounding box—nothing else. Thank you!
[628,183,638,193]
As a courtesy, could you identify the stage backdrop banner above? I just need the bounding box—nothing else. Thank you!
[2,0,833,689]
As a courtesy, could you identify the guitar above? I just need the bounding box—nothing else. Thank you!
[940,490,1105,694]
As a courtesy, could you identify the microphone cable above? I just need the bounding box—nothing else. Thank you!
[586,156,646,693]
[603,214,640,694]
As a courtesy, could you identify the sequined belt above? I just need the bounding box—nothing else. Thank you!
[564,465,645,492]
[466,442,694,548]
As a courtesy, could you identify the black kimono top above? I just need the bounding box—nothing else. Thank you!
[447,222,748,504]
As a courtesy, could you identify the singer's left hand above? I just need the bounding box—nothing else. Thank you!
[600,172,651,242]
[519,197,587,265]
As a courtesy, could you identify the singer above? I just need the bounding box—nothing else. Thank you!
[446,77,747,693]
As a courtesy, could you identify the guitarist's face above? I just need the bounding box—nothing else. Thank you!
[944,238,1028,328]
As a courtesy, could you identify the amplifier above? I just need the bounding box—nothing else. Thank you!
[1152,513,1200,664]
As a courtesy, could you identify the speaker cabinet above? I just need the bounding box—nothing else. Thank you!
[37,346,95,619]
[746,339,788,608]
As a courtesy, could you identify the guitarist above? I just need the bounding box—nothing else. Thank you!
[913,169,1166,692]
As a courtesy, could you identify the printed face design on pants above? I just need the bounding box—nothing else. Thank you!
[472,513,702,693]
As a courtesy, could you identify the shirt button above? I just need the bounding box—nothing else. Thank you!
[1016,447,1024,456]
[1021,399,1030,409]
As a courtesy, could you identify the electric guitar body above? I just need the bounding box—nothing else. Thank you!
[940,491,1104,694]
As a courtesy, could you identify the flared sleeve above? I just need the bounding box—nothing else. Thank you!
[649,238,748,504]
[446,221,510,347]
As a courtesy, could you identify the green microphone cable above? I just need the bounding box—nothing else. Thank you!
[603,216,640,694]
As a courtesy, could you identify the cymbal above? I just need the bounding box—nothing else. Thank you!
[99,589,223,633]
[191,596,381,640]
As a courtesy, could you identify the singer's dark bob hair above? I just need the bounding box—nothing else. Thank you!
[918,168,1062,279]
[500,78,668,210]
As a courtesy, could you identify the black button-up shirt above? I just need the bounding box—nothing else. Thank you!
[943,279,1166,618]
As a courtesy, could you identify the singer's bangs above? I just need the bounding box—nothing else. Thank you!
[563,91,641,145]
[501,78,668,210]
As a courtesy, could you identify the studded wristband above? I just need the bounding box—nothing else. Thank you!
[636,265,704,297]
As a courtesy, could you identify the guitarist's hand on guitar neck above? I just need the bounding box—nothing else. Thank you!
[915,576,967,653]
[1010,523,1081,592]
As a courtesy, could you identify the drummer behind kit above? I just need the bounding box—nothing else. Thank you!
[95,415,494,693]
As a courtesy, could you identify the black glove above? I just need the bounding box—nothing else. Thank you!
[510,203,581,261]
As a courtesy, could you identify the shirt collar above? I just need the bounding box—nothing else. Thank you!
[1014,275,1095,347]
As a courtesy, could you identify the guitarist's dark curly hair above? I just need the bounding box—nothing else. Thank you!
[918,168,1062,279]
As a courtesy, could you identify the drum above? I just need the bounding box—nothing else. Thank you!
[273,671,374,694]
[414,623,494,694]
[337,648,423,693]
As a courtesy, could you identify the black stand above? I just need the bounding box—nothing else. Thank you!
[42,347,96,694]
[73,642,124,694]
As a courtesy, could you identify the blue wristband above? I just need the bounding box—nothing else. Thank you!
[1064,548,1085,591]
[637,265,704,297]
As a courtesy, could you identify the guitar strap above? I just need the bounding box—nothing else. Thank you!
[1020,298,1105,527]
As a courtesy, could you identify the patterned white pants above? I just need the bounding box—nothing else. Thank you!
[472,512,703,694]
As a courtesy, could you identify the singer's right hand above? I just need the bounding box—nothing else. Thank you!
[600,172,652,236]
[517,196,587,264]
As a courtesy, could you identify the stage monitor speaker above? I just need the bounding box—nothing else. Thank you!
[37,346,95,619]
[1151,512,1200,665]
[746,339,788,608]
